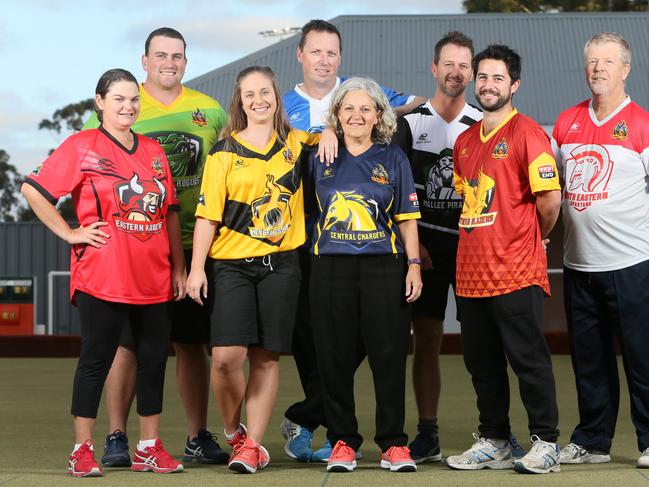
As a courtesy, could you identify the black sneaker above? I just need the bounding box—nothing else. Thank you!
[183,428,229,464]
[409,429,442,464]
[101,430,131,467]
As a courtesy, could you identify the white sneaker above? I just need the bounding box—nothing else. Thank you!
[637,447,649,468]
[446,433,513,470]
[513,435,560,474]
[559,442,610,464]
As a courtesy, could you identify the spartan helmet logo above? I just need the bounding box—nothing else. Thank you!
[115,173,167,221]
[567,144,614,196]
[426,148,458,200]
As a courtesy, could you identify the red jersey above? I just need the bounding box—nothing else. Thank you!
[25,127,179,304]
[453,109,560,298]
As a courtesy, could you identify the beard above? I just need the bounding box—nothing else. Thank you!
[476,89,511,112]
[438,75,467,98]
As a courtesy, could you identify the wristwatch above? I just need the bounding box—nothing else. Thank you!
[407,258,422,266]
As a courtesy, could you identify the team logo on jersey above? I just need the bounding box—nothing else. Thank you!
[492,138,509,159]
[322,167,335,178]
[322,191,386,244]
[234,159,248,169]
[31,164,43,176]
[458,168,497,232]
[191,108,207,127]
[569,122,581,133]
[283,148,295,165]
[151,157,164,178]
[149,131,201,185]
[198,193,206,206]
[416,133,430,144]
[424,148,462,210]
[459,147,469,158]
[113,173,167,241]
[289,112,301,122]
[249,174,292,244]
[564,144,613,211]
[611,120,628,141]
[371,164,390,185]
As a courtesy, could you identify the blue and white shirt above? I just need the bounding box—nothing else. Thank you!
[306,143,420,255]
[284,77,414,133]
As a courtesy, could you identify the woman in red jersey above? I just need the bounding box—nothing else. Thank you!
[22,69,185,477]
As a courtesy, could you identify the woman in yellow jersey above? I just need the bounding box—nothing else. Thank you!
[187,66,327,474]
[305,77,422,473]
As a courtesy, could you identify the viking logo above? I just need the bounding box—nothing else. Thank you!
[323,191,378,231]
[492,138,509,159]
[612,120,628,141]
[425,148,460,200]
[113,173,167,241]
[249,174,292,244]
[371,164,390,185]
[192,108,207,127]
[458,169,497,232]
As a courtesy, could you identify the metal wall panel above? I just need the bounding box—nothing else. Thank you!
[187,13,649,125]
[0,223,79,334]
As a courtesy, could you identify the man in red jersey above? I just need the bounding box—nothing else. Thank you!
[552,32,649,469]
[445,45,562,475]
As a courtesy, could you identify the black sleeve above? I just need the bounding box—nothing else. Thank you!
[392,116,413,159]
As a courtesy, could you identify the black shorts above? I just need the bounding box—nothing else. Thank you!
[119,249,212,347]
[210,250,301,354]
[412,230,458,320]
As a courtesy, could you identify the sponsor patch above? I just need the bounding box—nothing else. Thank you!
[538,164,556,179]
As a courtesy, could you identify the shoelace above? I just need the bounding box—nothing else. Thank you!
[199,430,220,446]
[332,442,355,459]
[76,442,95,460]
[106,431,127,453]
[234,443,259,464]
[387,445,411,458]
[145,441,174,462]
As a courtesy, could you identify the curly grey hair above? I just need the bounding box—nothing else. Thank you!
[326,77,397,145]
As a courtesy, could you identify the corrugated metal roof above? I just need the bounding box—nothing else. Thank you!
[187,13,649,125]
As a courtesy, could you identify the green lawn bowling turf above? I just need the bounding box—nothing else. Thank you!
[1,355,648,486]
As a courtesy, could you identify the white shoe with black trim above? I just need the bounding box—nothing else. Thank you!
[559,442,610,464]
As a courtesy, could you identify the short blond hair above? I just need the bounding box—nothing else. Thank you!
[584,32,631,66]
[326,77,397,145]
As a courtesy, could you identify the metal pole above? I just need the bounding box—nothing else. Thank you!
[47,271,70,335]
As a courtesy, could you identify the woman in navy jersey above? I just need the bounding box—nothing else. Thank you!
[22,69,185,477]
[306,77,422,473]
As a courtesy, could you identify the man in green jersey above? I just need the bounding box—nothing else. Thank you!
[85,27,228,466]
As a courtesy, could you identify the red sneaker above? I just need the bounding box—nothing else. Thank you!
[226,423,248,448]
[131,438,184,473]
[327,440,356,472]
[380,445,417,472]
[68,440,103,477]
[228,437,270,473]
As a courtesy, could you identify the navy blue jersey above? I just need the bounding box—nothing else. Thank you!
[306,143,420,255]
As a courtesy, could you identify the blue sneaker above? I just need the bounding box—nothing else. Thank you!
[183,428,229,464]
[509,433,526,459]
[311,439,363,462]
[409,430,442,463]
[280,418,313,462]
[101,430,131,467]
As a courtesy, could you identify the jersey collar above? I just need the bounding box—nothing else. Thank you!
[588,96,630,127]
[231,131,278,156]
[140,82,186,111]
[479,108,518,143]
[294,77,341,103]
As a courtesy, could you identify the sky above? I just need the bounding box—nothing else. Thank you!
[1,0,464,176]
